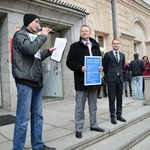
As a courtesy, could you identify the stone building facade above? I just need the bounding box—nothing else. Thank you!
[0,0,149,111]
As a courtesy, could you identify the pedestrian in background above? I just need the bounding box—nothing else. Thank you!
[12,13,56,150]
[66,25,105,139]
[97,71,108,98]
[123,60,132,97]
[142,55,150,94]
[103,39,126,125]
[129,53,145,100]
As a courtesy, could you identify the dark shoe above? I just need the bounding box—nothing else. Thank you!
[117,116,126,122]
[90,127,105,132]
[104,94,107,97]
[76,131,82,138]
[39,145,56,150]
[125,92,128,97]
[111,118,117,124]
[97,95,102,99]
[130,93,132,97]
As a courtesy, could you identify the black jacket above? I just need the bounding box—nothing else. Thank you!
[12,26,51,87]
[123,64,132,81]
[103,50,125,83]
[129,58,145,77]
[66,37,101,91]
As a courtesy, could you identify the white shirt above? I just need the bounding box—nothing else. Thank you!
[113,50,120,62]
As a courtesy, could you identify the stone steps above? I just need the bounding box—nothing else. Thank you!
[129,134,150,150]
[41,106,150,150]
[83,117,150,150]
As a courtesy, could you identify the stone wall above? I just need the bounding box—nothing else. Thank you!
[0,0,150,111]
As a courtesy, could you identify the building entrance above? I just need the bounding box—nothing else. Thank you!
[42,31,63,99]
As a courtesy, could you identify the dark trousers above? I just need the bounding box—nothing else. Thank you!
[107,77,123,118]
[124,80,132,95]
[97,79,107,96]
[143,78,145,94]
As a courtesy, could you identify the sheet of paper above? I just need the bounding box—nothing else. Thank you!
[51,38,67,62]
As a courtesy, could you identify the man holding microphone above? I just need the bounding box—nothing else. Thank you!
[12,13,56,150]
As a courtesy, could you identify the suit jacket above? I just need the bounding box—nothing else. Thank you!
[103,50,125,83]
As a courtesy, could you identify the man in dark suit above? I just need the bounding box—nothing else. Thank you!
[103,39,126,124]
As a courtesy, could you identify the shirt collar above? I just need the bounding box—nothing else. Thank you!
[113,50,119,54]
[113,50,119,52]
[82,39,91,45]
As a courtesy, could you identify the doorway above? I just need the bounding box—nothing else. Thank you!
[42,30,63,99]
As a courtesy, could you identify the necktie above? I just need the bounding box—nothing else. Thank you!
[85,42,90,53]
[115,51,118,62]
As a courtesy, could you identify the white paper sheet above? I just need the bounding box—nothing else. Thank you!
[51,38,67,62]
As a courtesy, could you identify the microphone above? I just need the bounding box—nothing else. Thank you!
[37,26,55,34]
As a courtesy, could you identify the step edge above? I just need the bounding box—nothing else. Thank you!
[64,112,150,150]
[117,128,150,150]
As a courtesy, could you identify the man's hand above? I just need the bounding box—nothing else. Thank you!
[49,47,56,53]
[41,27,53,36]
[82,66,86,72]
[98,66,103,72]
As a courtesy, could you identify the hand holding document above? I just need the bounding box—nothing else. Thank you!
[51,38,67,62]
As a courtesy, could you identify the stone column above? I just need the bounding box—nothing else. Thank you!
[143,76,150,105]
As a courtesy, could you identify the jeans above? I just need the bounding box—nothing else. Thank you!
[124,80,132,95]
[132,76,143,100]
[12,84,43,150]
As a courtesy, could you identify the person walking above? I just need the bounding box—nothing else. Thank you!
[12,13,56,150]
[103,39,126,125]
[66,25,105,139]
[142,55,150,94]
[97,85,103,99]
[102,71,108,98]
[129,53,145,100]
[123,60,132,97]
[97,71,108,98]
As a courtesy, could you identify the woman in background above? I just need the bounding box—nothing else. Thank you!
[142,56,150,94]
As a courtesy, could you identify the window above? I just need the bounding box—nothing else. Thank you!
[95,34,106,52]
[98,35,104,47]
[134,41,141,53]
